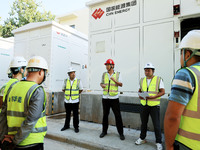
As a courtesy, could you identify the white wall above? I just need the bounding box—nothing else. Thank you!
[88,0,182,94]
[57,8,89,35]
[14,22,88,91]
[0,38,14,87]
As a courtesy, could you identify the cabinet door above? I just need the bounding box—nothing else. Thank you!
[143,0,173,22]
[89,32,112,90]
[143,22,174,93]
[114,27,140,92]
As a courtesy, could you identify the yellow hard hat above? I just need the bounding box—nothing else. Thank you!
[27,56,48,70]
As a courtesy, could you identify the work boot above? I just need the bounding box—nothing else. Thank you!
[61,126,69,131]
[135,138,147,145]
[74,128,79,133]
[120,134,125,140]
[99,132,107,138]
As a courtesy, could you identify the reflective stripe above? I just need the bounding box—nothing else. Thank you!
[7,111,25,117]
[104,83,117,86]
[4,81,19,103]
[182,67,200,119]
[148,91,158,94]
[8,127,20,132]
[65,89,79,91]
[24,84,41,115]
[32,126,47,133]
[147,99,160,101]
[42,111,46,117]
[155,76,160,92]
[8,126,47,133]
[178,128,200,141]
[103,90,118,92]
[65,94,79,96]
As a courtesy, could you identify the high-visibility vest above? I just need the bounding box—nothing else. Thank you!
[65,79,80,100]
[140,76,161,106]
[7,81,47,146]
[176,66,200,149]
[103,72,119,96]
[0,78,18,113]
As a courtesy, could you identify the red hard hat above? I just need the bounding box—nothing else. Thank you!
[104,59,115,65]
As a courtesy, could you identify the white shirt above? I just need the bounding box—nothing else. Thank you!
[62,78,83,103]
[101,72,122,99]
[139,77,165,90]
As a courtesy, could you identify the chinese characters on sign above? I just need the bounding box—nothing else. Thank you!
[92,0,137,19]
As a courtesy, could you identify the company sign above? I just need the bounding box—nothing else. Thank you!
[92,0,137,19]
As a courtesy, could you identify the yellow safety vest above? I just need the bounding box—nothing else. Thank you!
[65,79,80,100]
[140,76,161,106]
[176,66,200,149]
[103,72,119,96]
[0,78,18,113]
[7,81,47,146]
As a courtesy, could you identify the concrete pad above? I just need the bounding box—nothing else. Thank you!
[46,114,165,150]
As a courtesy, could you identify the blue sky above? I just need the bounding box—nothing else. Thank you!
[0,0,89,24]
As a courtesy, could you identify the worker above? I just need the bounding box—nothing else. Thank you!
[61,67,83,133]
[164,30,200,150]
[135,63,165,150]
[0,69,13,111]
[0,56,27,114]
[0,56,48,150]
[99,59,125,140]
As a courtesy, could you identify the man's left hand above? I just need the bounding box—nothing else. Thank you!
[146,96,156,99]
[2,135,14,143]
[110,77,116,82]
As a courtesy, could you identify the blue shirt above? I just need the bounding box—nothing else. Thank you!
[169,62,200,105]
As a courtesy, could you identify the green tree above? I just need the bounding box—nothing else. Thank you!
[0,17,2,37]
[1,0,55,38]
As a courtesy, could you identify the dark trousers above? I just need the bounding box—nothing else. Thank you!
[140,105,162,143]
[102,98,124,135]
[64,102,79,129]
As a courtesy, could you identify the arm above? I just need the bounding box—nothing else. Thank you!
[138,88,144,99]
[12,87,45,145]
[110,77,123,87]
[0,96,3,109]
[0,100,8,141]
[100,73,106,88]
[110,73,123,87]
[62,79,66,92]
[147,88,165,99]
[164,100,185,150]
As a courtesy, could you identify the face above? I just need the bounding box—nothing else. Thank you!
[180,49,191,67]
[38,69,45,84]
[144,68,154,77]
[106,64,114,71]
[69,71,76,80]
[24,68,28,77]
[180,50,184,67]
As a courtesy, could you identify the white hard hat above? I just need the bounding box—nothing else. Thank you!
[7,68,11,74]
[144,63,155,69]
[179,30,200,56]
[27,56,48,70]
[10,56,27,68]
[68,67,76,73]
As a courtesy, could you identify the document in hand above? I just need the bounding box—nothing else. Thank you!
[138,92,149,99]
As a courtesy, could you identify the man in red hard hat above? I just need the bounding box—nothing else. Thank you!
[99,59,125,140]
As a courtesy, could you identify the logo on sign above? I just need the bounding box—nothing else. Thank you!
[92,8,105,19]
